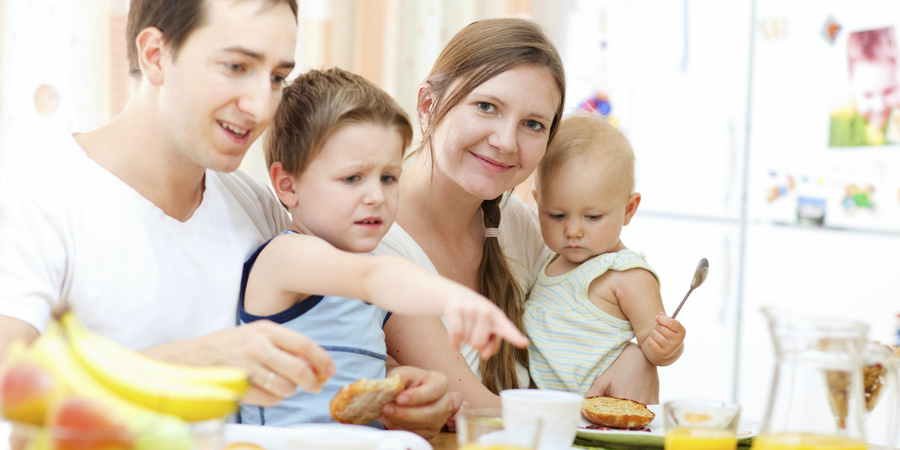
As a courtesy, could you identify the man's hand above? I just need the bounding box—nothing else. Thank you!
[0,316,39,363]
[380,365,453,439]
[143,320,335,406]
[586,342,659,404]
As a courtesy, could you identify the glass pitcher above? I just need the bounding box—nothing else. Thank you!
[752,307,898,450]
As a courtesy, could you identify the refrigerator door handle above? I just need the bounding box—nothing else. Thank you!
[724,118,737,210]
[718,234,733,326]
[680,0,690,72]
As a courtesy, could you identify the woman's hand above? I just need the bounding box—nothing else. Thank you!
[440,283,529,359]
[443,392,469,433]
[142,320,336,406]
[586,342,659,404]
[380,365,454,439]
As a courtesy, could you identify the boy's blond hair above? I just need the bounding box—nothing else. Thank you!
[265,67,413,177]
[536,113,635,197]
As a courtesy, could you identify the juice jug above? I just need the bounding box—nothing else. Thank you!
[752,307,898,450]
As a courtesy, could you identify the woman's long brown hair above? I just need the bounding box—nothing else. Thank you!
[417,18,566,393]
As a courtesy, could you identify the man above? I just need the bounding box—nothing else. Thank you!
[0,0,453,436]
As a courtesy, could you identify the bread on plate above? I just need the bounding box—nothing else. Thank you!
[581,396,655,429]
[329,375,404,425]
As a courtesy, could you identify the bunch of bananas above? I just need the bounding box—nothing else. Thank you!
[0,312,251,450]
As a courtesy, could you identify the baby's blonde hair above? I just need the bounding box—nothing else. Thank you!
[536,113,635,198]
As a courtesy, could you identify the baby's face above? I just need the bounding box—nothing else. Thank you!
[536,156,631,265]
[851,59,900,129]
[289,123,404,253]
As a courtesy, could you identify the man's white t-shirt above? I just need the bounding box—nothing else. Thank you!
[0,133,290,350]
[371,194,550,389]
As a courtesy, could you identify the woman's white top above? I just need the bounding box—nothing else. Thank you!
[371,194,549,390]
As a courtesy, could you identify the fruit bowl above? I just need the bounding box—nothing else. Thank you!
[7,417,225,450]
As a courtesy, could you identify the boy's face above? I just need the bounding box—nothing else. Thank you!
[289,123,404,253]
[850,59,900,129]
[535,155,634,266]
[158,0,297,173]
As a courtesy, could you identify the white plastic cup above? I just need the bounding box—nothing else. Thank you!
[500,389,583,450]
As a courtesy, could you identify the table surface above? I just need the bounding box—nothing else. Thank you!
[429,432,457,450]
[428,432,890,450]
[3,421,891,450]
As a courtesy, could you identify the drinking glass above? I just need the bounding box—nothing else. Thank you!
[457,409,541,450]
[664,400,741,450]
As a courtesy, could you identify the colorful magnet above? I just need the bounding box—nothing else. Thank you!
[821,15,842,44]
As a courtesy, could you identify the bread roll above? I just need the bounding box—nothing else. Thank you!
[581,396,655,429]
[329,375,404,425]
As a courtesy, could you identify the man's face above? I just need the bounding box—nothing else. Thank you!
[157,0,297,173]
[851,59,900,129]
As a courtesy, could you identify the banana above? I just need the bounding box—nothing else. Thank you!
[61,313,250,393]
[28,322,194,450]
[59,313,244,422]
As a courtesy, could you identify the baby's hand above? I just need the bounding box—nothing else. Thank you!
[646,312,686,361]
[442,289,529,359]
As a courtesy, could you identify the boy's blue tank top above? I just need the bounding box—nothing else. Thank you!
[237,231,391,427]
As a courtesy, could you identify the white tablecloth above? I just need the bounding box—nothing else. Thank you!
[1,420,11,450]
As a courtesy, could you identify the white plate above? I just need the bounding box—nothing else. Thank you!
[224,423,432,450]
[576,404,760,447]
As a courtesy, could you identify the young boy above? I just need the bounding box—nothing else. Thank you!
[238,67,528,426]
[524,113,686,396]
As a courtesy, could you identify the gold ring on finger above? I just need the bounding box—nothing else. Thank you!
[263,371,276,391]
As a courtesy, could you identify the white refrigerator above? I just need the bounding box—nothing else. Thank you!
[742,0,900,438]
[558,0,900,439]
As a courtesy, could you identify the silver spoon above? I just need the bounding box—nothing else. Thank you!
[670,258,709,319]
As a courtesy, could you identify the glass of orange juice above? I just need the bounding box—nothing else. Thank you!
[664,400,741,450]
[456,409,541,450]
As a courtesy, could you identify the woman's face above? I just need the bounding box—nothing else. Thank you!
[426,64,561,200]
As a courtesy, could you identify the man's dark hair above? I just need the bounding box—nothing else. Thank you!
[126,0,298,76]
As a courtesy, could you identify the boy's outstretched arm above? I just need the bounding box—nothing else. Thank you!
[246,233,528,359]
[613,269,685,367]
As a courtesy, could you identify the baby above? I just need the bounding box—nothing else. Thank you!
[524,113,685,396]
[238,67,527,426]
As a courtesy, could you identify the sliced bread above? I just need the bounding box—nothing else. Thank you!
[581,396,655,429]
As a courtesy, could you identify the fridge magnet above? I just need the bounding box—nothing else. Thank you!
[841,184,876,213]
[829,26,900,147]
[758,17,786,41]
[579,93,619,127]
[820,16,841,44]
[580,92,612,117]
[797,196,826,227]
[766,174,795,203]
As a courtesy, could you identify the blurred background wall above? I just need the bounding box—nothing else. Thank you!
[0,0,571,182]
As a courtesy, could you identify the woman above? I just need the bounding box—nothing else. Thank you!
[373,18,659,413]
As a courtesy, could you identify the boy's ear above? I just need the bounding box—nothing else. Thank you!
[136,27,166,86]
[622,192,641,226]
[416,83,434,132]
[269,162,299,208]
